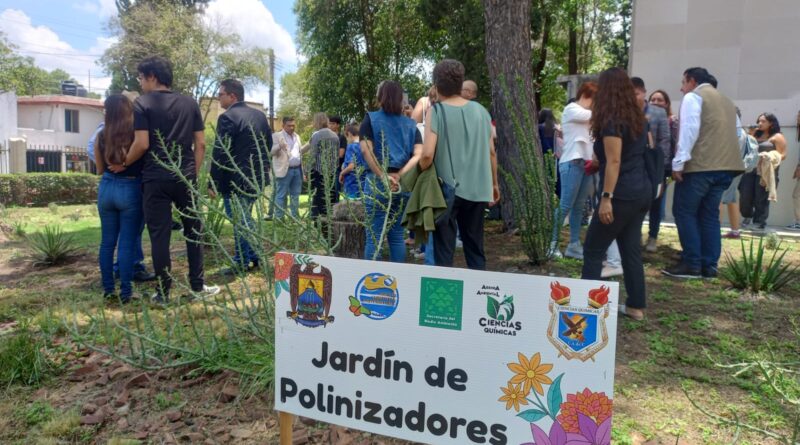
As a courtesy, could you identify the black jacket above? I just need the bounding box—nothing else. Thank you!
[211,102,273,196]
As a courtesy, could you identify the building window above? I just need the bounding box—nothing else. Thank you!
[65,109,79,133]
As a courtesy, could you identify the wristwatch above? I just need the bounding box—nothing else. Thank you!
[601,191,613,199]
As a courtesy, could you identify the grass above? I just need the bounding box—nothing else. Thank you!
[0,205,797,444]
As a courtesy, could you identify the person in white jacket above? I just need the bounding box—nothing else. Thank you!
[271,117,308,219]
[551,82,598,259]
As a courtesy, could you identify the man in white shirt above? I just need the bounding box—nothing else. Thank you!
[663,67,744,279]
[271,117,306,219]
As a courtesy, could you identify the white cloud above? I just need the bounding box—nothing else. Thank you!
[0,9,113,94]
[73,0,117,18]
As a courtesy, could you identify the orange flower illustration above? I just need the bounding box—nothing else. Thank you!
[498,382,529,412]
[507,352,553,396]
[274,252,293,281]
[556,388,613,433]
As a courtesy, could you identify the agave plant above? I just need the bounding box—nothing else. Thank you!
[27,225,80,266]
[720,237,798,294]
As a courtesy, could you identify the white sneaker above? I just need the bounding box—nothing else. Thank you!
[193,284,221,301]
[601,265,624,278]
[786,222,800,230]
[549,241,563,259]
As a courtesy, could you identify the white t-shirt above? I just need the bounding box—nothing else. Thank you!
[559,102,593,163]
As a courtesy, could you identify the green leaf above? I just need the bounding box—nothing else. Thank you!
[348,296,359,306]
[502,294,514,305]
[547,373,564,417]
[517,409,547,423]
[487,297,499,319]
[359,306,371,315]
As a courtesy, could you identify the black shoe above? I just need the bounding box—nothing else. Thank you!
[701,267,718,279]
[150,293,169,306]
[661,263,701,279]
[171,222,182,231]
[103,292,116,300]
[133,270,156,282]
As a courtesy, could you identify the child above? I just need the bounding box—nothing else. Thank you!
[339,124,364,200]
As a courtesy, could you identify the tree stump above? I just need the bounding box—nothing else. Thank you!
[330,200,365,259]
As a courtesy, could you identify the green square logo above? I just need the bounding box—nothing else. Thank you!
[419,277,464,330]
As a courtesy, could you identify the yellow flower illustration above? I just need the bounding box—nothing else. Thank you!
[498,382,529,412]
[507,352,553,396]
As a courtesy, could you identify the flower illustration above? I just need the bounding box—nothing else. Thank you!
[274,252,293,281]
[498,382,529,412]
[522,421,568,445]
[556,388,613,434]
[508,352,554,396]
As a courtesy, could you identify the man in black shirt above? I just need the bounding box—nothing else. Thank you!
[118,56,219,303]
[210,79,272,275]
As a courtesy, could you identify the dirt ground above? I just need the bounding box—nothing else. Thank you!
[0,218,798,444]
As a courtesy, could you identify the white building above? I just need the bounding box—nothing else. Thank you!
[16,95,104,150]
[630,0,800,227]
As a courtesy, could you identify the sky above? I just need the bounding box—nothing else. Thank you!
[0,0,299,109]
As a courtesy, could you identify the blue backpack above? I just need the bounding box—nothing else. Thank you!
[739,129,759,172]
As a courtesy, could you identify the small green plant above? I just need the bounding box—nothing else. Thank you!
[0,327,52,386]
[17,400,55,426]
[67,210,82,222]
[47,202,59,215]
[764,232,780,250]
[10,220,27,238]
[720,237,798,294]
[27,225,80,266]
[154,392,182,410]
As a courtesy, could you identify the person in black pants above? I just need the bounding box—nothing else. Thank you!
[581,67,652,321]
[114,56,220,303]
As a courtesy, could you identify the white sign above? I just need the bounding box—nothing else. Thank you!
[274,253,619,445]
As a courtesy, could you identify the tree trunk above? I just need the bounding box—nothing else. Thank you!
[568,4,578,74]
[483,0,550,231]
[532,5,551,111]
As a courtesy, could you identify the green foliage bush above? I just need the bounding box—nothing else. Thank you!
[27,225,81,266]
[721,237,798,294]
[0,328,52,387]
[0,173,98,207]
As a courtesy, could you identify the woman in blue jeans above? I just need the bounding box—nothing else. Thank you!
[360,80,422,262]
[93,94,143,304]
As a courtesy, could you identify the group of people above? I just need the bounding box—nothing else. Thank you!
[544,66,790,321]
[90,54,794,321]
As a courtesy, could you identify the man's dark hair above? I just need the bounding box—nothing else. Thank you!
[282,116,295,124]
[631,76,646,91]
[683,67,712,86]
[137,56,173,88]
[376,81,404,115]
[433,59,465,97]
[328,115,342,125]
[708,75,718,88]
[220,79,244,102]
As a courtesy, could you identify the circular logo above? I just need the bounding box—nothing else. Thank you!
[353,273,399,320]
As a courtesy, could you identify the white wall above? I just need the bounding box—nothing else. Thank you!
[631,0,800,226]
[0,91,17,145]
[17,104,103,149]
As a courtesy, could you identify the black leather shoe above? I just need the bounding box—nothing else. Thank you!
[133,270,157,282]
[661,263,701,279]
[701,267,718,279]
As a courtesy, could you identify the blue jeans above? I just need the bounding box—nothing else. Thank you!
[364,176,408,262]
[553,160,594,245]
[275,167,303,218]
[223,195,259,267]
[424,233,435,266]
[97,173,143,298]
[673,171,734,270]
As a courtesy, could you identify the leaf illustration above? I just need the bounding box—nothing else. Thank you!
[547,373,565,417]
[359,306,371,315]
[517,409,547,423]
[487,296,499,319]
[348,295,359,306]
[502,294,514,305]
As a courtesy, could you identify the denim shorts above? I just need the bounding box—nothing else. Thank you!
[721,175,741,204]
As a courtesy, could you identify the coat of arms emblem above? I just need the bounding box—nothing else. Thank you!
[546,281,610,361]
[287,262,334,328]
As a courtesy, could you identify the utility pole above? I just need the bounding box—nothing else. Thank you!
[268,52,275,130]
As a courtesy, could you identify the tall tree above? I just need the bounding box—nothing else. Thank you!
[115,0,208,14]
[102,1,271,108]
[276,65,313,135]
[484,0,551,226]
[295,0,430,120]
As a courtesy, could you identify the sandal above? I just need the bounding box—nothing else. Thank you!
[618,305,645,321]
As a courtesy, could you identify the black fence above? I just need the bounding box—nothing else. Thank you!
[25,144,96,174]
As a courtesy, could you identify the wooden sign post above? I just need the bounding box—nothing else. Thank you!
[279,411,294,445]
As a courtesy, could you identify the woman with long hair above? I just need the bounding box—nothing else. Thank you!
[94,94,143,304]
[739,112,787,230]
[644,89,677,250]
[551,82,598,259]
[360,80,422,262]
[582,68,652,320]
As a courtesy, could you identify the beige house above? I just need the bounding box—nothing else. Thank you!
[16,95,104,149]
[630,0,800,226]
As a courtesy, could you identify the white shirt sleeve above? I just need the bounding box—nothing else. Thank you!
[563,103,592,123]
[672,92,703,172]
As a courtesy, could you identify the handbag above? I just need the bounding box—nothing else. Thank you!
[433,103,458,224]
[643,135,665,200]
